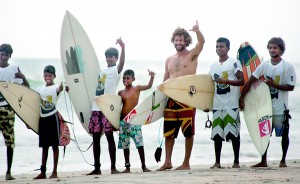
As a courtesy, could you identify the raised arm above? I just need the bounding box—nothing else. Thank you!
[189,20,205,61]
[16,67,30,87]
[116,37,125,74]
[139,70,156,91]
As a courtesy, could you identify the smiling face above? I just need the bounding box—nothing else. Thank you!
[173,35,186,51]
[267,44,282,58]
[122,75,134,87]
[106,55,118,67]
[216,42,229,57]
[43,72,55,86]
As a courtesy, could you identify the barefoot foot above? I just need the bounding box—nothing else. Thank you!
[156,164,173,171]
[210,163,221,169]
[142,167,151,172]
[86,169,101,175]
[33,173,46,180]
[175,165,190,170]
[251,162,267,168]
[232,163,240,168]
[279,161,287,167]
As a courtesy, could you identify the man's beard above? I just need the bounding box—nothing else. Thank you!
[175,45,185,51]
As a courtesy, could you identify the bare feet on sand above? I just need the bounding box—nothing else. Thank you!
[6,173,16,180]
[210,163,221,169]
[156,164,173,171]
[279,161,287,167]
[122,168,130,173]
[232,163,240,168]
[251,162,267,167]
[142,167,151,172]
[33,173,46,179]
[49,173,58,179]
[111,169,121,174]
[86,169,101,175]
[175,164,190,170]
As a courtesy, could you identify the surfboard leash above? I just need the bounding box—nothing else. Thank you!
[62,85,94,167]
[154,118,164,163]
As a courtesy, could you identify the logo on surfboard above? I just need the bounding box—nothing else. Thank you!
[188,85,196,97]
[124,109,137,122]
[258,115,272,137]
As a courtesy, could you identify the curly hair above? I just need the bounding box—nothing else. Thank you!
[171,27,192,47]
[267,37,285,55]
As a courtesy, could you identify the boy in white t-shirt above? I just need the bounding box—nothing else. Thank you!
[240,37,296,167]
[209,37,244,169]
[34,65,69,180]
[87,38,125,175]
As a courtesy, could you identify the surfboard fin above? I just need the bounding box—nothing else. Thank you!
[154,147,162,163]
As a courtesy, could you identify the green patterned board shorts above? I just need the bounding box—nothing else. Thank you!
[0,106,16,148]
[211,108,240,142]
[118,120,144,149]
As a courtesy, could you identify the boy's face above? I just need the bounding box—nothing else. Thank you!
[216,42,229,57]
[106,55,118,67]
[122,75,134,87]
[43,72,55,86]
[0,51,10,66]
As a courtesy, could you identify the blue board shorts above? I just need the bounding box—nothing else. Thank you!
[118,120,144,149]
[272,114,286,137]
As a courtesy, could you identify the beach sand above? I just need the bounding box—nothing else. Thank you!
[1,159,300,184]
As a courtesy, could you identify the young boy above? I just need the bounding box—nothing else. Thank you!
[0,43,29,180]
[87,38,125,175]
[34,65,69,179]
[209,37,244,169]
[118,69,155,173]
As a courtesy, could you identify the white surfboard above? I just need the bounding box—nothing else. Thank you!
[243,81,272,155]
[124,89,167,125]
[157,74,214,111]
[94,94,122,129]
[60,11,100,136]
[0,82,40,134]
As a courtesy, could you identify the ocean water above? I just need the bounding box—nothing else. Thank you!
[0,58,299,176]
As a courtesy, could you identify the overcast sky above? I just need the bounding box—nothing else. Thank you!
[1,0,299,64]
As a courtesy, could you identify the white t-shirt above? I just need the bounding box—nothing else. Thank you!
[209,57,243,110]
[0,65,24,106]
[91,66,121,111]
[36,84,59,117]
[252,60,296,115]
[36,84,60,105]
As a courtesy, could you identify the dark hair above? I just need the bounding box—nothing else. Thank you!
[171,27,192,47]
[267,37,285,55]
[105,47,119,58]
[44,65,56,76]
[0,44,13,56]
[123,69,135,78]
[216,37,230,48]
